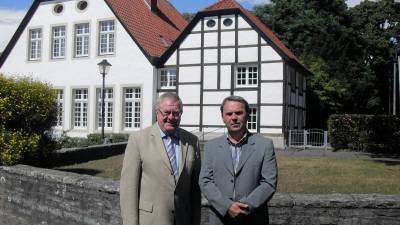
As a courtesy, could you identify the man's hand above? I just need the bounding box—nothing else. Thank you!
[227,202,248,219]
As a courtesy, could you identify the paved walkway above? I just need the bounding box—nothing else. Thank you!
[275,148,400,163]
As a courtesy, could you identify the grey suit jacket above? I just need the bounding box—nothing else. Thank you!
[199,133,277,225]
[120,123,201,225]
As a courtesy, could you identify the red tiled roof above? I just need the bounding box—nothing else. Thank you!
[202,0,299,62]
[106,0,187,59]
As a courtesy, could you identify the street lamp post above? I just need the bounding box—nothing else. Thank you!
[396,46,400,115]
[97,59,112,144]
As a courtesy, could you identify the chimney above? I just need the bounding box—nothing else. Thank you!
[151,0,158,13]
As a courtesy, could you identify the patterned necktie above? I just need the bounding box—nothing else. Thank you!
[166,136,178,176]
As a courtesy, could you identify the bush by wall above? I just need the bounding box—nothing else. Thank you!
[56,132,129,149]
[0,75,57,165]
[328,114,400,152]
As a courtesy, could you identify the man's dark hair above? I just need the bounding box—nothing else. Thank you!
[220,96,250,115]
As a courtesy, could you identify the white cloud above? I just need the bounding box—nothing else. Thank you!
[0,8,27,52]
[346,0,363,7]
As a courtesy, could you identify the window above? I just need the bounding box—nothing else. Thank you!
[97,88,113,129]
[53,4,63,14]
[236,65,258,87]
[99,20,115,55]
[123,87,141,129]
[159,68,176,88]
[51,26,66,59]
[223,18,233,27]
[73,89,88,128]
[206,19,216,28]
[74,23,90,57]
[54,89,63,127]
[247,107,257,131]
[77,1,88,11]
[28,29,42,60]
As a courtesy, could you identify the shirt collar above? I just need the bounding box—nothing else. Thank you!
[157,123,179,139]
[226,130,249,146]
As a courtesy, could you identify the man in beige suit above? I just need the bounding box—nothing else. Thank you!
[120,92,201,225]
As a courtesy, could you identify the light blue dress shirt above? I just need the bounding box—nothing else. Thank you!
[158,125,181,175]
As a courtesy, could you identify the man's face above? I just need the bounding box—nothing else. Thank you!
[156,97,182,134]
[222,101,248,134]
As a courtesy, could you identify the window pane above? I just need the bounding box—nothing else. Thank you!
[124,87,141,129]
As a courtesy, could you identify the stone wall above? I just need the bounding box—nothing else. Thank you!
[0,165,399,225]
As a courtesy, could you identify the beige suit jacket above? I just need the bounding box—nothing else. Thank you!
[120,123,201,225]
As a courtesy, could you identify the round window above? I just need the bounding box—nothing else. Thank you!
[223,18,233,27]
[77,1,88,11]
[206,19,216,28]
[53,4,64,14]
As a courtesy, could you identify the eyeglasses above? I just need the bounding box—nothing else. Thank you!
[158,109,182,118]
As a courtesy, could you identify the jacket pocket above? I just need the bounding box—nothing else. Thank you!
[139,200,153,213]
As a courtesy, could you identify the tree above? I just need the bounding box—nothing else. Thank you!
[254,0,400,127]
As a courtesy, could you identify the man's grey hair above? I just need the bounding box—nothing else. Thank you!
[220,95,250,115]
[155,92,183,112]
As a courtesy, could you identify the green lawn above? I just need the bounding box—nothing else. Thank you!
[54,154,400,194]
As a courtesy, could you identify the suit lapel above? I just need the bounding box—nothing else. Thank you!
[235,134,256,174]
[218,138,235,176]
[150,124,173,173]
[178,129,189,177]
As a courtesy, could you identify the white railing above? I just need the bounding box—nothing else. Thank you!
[288,129,328,150]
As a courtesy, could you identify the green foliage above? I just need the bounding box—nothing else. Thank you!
[0,75,57,165]
[254,0,400,127]
[182,12,196,22]
[0,75,57,133]
[0,128,41,166]
[328,114,400,152]
[56,132,129,149]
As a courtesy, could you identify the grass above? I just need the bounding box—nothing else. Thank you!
[54,154,400,194]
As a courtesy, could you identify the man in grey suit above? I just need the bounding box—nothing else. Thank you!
[199,96,277,225]
[120,92,201,225]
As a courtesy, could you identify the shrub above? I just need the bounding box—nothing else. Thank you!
[328,114,400,152]
[56,133,130,149]
[0,75,56,133]
[0,75,57,165]
[0,129,41,166]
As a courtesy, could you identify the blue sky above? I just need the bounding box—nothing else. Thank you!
[0,0,362,51]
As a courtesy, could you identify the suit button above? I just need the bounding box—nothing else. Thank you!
[171,210,174,214]
[230,179,234,183]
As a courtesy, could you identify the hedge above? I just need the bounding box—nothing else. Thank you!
[328,114,400,152]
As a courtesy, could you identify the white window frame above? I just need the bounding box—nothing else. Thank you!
[55,89,64,127]
[51,26,66,59]
[96,88,113,129]
[28,28,42,61]
[99,20,115,55]
[159,68,177,89]
[74,23,90,57]
[236,65,258,87]
[247,107,257,132]
[123,87,141,129]
[73,89,88,129]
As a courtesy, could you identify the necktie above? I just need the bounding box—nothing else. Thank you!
[167,136,178,176]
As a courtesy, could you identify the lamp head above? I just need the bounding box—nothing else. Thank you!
[97,59,112,75]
